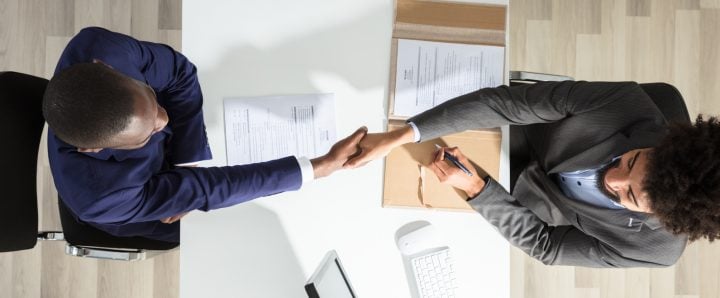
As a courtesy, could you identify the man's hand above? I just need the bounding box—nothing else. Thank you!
[427,146,486,198]
[161,212,188,224]
[344,124,415,168]
[311,126,368,179]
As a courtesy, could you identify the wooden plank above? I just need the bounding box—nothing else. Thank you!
[396,0,506,31]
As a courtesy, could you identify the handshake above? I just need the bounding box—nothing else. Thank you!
[311,125,486,198]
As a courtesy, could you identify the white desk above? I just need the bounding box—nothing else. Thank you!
[181,0,510,297]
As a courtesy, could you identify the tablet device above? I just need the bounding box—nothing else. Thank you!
[304,250,356,298]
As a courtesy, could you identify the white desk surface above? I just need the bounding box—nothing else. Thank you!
[181,0,510,297]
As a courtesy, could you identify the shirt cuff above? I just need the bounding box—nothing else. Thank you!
[407,121,421,143]
[296,156,314,185]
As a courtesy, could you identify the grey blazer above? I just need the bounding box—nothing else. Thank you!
[408,81,688,268]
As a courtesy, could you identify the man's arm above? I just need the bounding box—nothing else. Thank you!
[131,34,209,165]
[471,179,677,267]
[426,146,683,267]
[162,122,369,224]
[73,127,366,225]
[72,156,301,224]
[347,81,654,167]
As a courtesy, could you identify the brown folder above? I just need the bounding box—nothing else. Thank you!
[382,0,507,212]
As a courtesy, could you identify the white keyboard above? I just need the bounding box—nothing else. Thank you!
[410,248,457,298]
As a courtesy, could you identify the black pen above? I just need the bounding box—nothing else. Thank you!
[434,144,473,176]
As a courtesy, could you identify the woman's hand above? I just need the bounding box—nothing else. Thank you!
[427,146,486,198]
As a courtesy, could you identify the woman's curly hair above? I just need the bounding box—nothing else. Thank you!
[644,115,720,241]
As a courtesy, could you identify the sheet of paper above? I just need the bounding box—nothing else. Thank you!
[393,39,505,117]
[224,94,336,165]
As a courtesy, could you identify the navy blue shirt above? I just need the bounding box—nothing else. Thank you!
[48,27,303,242]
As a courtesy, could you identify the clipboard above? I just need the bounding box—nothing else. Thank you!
[382,0,507,212]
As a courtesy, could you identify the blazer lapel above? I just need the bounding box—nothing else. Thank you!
[548,122,667,174]
[542,122,668,230]
[548,132,631,174]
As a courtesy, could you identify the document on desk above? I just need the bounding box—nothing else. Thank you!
[393,39,505,117]
[224,94,336,165]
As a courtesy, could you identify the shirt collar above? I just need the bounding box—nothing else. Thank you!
[74,126,172,161]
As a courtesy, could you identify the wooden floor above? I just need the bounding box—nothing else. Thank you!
[509,0,720,298]
[1,0,719,297]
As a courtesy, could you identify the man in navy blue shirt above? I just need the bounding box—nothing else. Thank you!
[43,27,366,243]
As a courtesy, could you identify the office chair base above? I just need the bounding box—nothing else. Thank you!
[37,231,65,241]
[65,244,148,261]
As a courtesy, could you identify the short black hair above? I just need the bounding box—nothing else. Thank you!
[644,115,720,241]
[42,63,136,148]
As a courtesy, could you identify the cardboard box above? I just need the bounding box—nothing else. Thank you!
[382,0,507,211]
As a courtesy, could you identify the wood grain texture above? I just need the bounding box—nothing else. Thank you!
[46,0,75,37]
[627,0,652,16]
[159,0,181,30]
[396,0,506,30]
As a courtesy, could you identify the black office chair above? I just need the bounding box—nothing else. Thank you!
[508,71,691,191]
[59,197,178,260]
[0,71,178,260]
[0,71,65,253]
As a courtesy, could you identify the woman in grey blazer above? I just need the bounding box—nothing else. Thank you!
[346,81,720,268]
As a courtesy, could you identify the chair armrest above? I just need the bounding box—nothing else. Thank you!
[509,71,574,83]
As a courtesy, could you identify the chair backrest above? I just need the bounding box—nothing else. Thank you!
[0,71,48,252]
[639,83,691,125]
[0,71,177,256]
